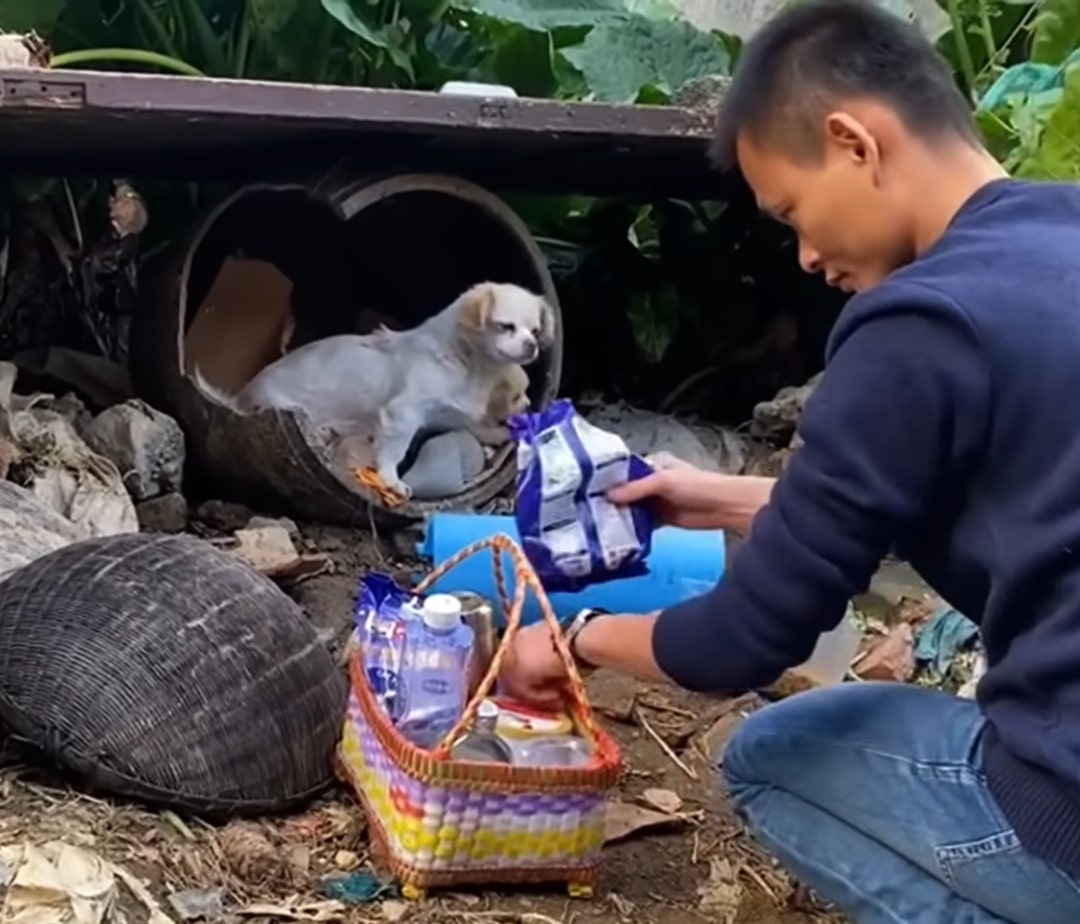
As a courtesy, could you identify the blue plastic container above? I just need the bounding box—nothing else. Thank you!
[418,513,725,627]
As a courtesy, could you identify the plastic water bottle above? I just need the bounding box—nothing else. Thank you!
[396,594,475,750]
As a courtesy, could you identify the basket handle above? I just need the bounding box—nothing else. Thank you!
[414,533,602,757]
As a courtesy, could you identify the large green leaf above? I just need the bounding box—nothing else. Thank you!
[249,0,299,35]
[319,0,414,76]
[1030,0,1080,66]
[561,13,730,103]
[491,27,557,97]
[0,0,67,33]
[452,0,624,31]
[249,0,341,81]
[623,0,678,18]
[1015,66,1080,181]
[628,285,680,363]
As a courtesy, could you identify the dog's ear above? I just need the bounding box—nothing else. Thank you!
[537,298,557,348]
[458,283,496,332]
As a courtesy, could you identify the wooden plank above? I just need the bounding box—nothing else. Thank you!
[0,70,727,197]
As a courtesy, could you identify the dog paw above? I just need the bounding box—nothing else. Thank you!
[381,474,413,501]
[353,467,413,506]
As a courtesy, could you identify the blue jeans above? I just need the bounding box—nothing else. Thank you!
[722,682,1080,923]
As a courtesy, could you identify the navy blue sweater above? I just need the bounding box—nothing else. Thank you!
[654,178,1080,878]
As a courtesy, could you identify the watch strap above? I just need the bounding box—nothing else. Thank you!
[563,607,608,668]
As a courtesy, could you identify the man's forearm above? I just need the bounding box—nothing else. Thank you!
[719,475,775,534]
[573,612,672,683]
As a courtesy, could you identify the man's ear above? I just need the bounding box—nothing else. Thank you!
[457,283,496,332]
[824,111,880,173]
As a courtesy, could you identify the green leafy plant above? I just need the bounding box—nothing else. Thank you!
[29,0,733,103]
[973,0,1080,181]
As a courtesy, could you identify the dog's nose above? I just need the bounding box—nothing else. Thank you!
[523,340,539,362]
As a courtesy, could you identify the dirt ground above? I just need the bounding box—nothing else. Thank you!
[0,508,847,924]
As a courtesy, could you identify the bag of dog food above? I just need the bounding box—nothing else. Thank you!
[510,399,656,592]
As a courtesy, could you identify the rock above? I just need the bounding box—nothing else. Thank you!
[225,526,332,583]
[195,500,255,533]
[585,402,748,473]
[380,900,410,922]
[751,372,823,445]
[246,515,300,541]
[136,493,188,534]
[334,849,359,871]
[83,399,184,502]
[167,887,225,922]
[0,33,50,69]
[586,670,640,723]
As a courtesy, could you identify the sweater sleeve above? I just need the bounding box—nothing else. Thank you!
[651,286,990,692]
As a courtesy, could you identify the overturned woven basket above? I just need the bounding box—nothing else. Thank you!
[338,534,624,900]
[0,532,347,815]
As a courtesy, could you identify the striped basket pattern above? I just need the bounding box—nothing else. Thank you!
[336,533,624,899]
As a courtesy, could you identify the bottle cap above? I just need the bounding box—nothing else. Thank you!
[421,593,463,630]
[476,698,500,721]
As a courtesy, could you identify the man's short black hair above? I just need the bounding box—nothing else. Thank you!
[710,0,978,170]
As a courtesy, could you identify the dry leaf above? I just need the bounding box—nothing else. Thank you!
[0,841,117,924]
[640,788,683,814]
[698,857,743,923]
[604,801,684,844]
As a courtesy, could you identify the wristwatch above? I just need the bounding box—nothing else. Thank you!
[562,607,609,669]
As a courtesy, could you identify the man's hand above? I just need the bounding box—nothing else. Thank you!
[608,465,776,534]
[497,622,571,709]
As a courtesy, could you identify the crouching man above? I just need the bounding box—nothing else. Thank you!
[498,3,1080,922]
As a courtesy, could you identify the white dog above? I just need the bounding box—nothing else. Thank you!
[194,281,553,499]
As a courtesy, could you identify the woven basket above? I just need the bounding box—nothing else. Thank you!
[0,532,347,816]
[337,533,623,899]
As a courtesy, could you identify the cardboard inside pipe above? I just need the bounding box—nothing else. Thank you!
[185,256,294,393]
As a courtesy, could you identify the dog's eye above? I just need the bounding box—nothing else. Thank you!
[498,322,515,333]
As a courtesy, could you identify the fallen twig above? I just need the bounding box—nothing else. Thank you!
[740,860,780,904]
[632,704,698,780]
[637,697,695,719]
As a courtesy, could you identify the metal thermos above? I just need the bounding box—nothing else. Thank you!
[450,591,497,694]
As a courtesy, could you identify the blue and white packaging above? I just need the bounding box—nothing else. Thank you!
[355,573,416,720]
[509,399,656,593]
